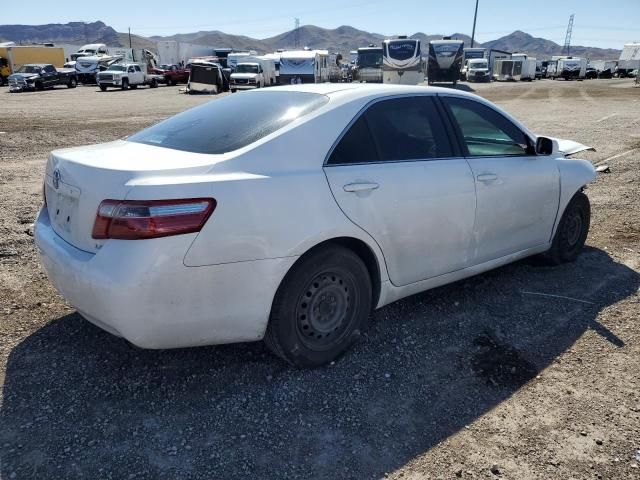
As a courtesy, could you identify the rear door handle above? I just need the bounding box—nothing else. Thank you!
[476,173,498,182]
[343,182,379,193]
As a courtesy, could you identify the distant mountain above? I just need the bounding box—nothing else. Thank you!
[0,21,119,46]
[0,22,621,60]
[484,30,620,60]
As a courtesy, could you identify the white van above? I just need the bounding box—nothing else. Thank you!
[229,58,277,91]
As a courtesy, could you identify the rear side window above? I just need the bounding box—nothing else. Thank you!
[328,116,378,164]
[443,96,532,156]
[128,91,328,154]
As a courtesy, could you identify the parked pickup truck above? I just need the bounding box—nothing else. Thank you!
[152,64,189,85]
[8,64,78,92]
[97,63,161,91]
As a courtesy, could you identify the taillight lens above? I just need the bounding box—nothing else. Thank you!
[92,198,216,240]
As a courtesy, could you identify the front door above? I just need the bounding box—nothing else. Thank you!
[324,96,476,287]
[440,95,560,264]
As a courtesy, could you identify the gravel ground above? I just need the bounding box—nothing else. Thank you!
[0,80,639,479]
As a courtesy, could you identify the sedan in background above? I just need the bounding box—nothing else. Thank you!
[35,84,595,367]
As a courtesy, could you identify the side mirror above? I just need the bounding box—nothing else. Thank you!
[535,136,554,155]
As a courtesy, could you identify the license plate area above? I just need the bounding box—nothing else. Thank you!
[52,192,79,234]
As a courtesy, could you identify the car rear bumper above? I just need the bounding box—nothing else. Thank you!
[35,206,296,349]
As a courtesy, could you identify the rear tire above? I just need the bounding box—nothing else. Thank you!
[543,192,590,265]
[264,245,372,368]
[150,78,158,88]
[130,84,138,89]
[67,77,77,88]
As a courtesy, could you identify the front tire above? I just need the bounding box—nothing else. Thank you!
[265,245,372,368]
[544,192,590,265]
[121,78,129,90]
[99,85,107,92]
[67,77,77,88]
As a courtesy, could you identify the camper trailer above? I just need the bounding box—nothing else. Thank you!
[555,57,587,80]
[278,50,329,84]
[70,44,108,61]
[356,45,383,83]
[382,36,423,85]
[427,38,464,84]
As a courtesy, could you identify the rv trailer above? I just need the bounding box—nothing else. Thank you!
[427,38,464,85]
[356,46,383,83]
[382,36,423,85]
[278,50,329,84]
[487,49,511,75]
[556,57,587,80]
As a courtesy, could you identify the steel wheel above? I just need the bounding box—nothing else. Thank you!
[265,244,372,367]
[295,270,356,351]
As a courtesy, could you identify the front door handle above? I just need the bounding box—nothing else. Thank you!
[343,182,379,193]
[476,173,498,182]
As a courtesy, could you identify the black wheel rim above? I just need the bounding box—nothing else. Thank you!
[565,210,583,246]
[295,270,356,351]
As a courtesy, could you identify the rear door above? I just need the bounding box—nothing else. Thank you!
[440,95,560,264]
[323,95,476,287]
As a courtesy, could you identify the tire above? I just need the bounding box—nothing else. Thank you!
[121,78,129,90]
[130,84,138,89]
[67,77,77,88]
[0,74,4,86]
[99,85,107,92]
[543,192,590,265]
[150,78,158,88]
[35,81,44,91]
[264,245,372,367]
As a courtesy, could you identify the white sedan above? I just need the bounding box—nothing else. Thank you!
[35,84,595,367]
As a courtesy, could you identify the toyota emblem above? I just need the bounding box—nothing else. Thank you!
[53,169,61,190]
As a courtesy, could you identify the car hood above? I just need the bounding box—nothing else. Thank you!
[8,73,39,81]
[549,137,595,156]
[231,73,259,80]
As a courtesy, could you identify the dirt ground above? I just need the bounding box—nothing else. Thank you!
[0,79,639,480]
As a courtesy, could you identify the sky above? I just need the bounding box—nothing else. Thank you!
[4,0,640,49]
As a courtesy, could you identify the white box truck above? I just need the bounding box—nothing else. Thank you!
[556,57,587,80]
[229,57,277,91]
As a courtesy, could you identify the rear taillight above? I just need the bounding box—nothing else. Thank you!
[92,198,216,240]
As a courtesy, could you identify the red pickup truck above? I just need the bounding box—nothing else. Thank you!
[152,64,189,85]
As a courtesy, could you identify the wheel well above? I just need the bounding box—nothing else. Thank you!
[296,237,382,309]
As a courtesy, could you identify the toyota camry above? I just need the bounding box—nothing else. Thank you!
[35,84,595,367]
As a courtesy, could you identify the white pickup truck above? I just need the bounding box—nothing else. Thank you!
[96,63,161,91]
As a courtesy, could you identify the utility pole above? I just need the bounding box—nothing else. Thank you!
[294,18,300,49]
[128,27,132,48]
[563,14,574,56]
[470,0,479,48]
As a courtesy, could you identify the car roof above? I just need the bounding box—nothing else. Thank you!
[265,83,476,100]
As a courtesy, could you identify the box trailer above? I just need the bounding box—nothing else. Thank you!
[0,46,65,74]
[493,58,536,81]
[487,49,511,75]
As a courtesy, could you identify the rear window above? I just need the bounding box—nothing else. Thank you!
[128,91,329,154]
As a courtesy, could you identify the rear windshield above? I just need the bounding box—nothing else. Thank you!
[127,91,329,154]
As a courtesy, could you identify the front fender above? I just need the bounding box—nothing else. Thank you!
[554,158,596,235]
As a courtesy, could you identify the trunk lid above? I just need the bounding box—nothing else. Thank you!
[44,140,228,253]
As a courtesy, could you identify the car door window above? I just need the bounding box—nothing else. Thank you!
[327,96,452,165]
[135,66,142,72]
[45,65,55,73]
[443,97,532,156]
[366,97,452,161]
